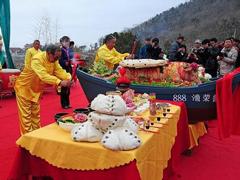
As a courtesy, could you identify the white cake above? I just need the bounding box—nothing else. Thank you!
[90,94,129,116]
[119,59,167,68]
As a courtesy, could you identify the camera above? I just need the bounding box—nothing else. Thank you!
[218,52,228,57]
[196,47,205,54]
[189,53,195,57]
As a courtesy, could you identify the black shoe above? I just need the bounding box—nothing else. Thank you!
[62,106,69,109]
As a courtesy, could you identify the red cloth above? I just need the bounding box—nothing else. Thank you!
[8,101,189,180]
[8,148,140,180]
[116,67,130,84]
[161,101,190,178]
[72,63,78,82]
[217,68,240,139]
[72,61,85,82]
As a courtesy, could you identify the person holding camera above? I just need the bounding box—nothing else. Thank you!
[174,44,188,62]
[205,38,220,77]
[191,39,202,54]
[217,39,238,76]
[196,39,211,66]
[187,39,202,63]
[146,38,164,60]
[168,36,185,61]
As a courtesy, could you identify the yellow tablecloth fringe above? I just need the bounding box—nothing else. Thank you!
[16,105,181,180]
[189,122,207,149]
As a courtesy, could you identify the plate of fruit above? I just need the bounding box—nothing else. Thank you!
[56,113,88,132]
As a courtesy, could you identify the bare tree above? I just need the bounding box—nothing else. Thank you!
[33,15,61,45]
[53,18,60,44]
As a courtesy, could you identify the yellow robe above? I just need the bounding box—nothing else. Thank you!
[24,47,41,69]
[15,52,71,134]
[95,44,129,69]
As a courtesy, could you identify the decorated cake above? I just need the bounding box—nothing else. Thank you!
[88,58,211,87]
[117,60,211,87]
[71,94,141,151]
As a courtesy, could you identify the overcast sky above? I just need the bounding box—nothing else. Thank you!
[10,0,189,47]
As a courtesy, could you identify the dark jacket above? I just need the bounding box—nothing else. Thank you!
[174,51,188,62]
[204,47,220,77]
[196,48,210,66]
[147,46,163,60]
[235,48,240,68]
[59,47,72,74]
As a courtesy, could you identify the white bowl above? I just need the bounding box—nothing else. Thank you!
[58,122,80,132]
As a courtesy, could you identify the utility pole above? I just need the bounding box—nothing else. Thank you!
[233,28,237,38]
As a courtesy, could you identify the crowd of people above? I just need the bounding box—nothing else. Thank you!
[94,34,240,78]
[139,36,240,77]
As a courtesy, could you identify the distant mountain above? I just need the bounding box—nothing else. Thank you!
[131,0,240,49]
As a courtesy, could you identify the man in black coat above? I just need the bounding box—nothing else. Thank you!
[147,38,164,60]
[205,38,220,77]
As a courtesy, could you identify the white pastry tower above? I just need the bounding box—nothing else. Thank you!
[71,94,141,151]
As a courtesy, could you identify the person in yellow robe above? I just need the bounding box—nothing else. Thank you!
[14,45,72,135]
[24,40,41,69]
[95,34,133,69]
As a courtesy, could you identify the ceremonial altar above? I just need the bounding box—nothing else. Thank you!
[9,101,194,180]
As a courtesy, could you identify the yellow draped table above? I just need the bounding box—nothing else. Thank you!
[189,122,207,149]
[16,105,181,180]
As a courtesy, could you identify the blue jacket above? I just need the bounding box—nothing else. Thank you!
[68,48,74,60]
[139,44,151,59]
[168,41,180,60]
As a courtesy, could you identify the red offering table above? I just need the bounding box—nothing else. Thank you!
[0,69,20,96]
[9,148,140,180]
[8,101,189,180]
